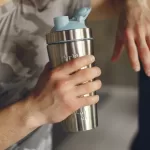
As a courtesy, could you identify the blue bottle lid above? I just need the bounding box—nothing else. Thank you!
[53,7,91,31]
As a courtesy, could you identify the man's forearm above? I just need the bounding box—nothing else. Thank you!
[0,97,39,150]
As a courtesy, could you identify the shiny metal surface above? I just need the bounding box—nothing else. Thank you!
[46,28,98,132]
[46,28,93,44]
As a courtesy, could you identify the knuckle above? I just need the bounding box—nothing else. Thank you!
[124,28,132,38]
[140,47,149,52]
[82,80,102,94]
[62,96,77,112]
[54,79,68,92]
[135,23,142,30]
[50,70,58,80]
[137,25,144,32]
[61,94,69,103]
[82,70,91,79]
[84,97,94,105]
[90,80,101,91]
[137,27,145,37]
[84,85,91,93]
[127,47,136,55]
[69,59,79,69]
[83,67,101,80]
[84,83,92,93]
[138,48,149,58]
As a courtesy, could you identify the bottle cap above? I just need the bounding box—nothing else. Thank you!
[53,7,91,31]
[46,7,93,44]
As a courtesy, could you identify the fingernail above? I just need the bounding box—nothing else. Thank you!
[95,67,101,76]
[95,95,100,103]
[89,55,95,62]
[146,71,150,77]
[134,66,140,72]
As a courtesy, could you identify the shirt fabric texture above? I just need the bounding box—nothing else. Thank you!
[0,0,90,149]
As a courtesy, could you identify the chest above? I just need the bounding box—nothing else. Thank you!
[0,0,69,84]
[0,7,51,84]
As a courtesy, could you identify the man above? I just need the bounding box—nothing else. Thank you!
[111,1,150,150]
[0,0,150,150]
[0,0,102,149]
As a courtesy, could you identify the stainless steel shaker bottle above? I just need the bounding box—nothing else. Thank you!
[46,7,98,132]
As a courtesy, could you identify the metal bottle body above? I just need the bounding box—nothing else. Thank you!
[46,28,98,132]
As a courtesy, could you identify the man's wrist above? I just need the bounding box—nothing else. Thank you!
[0,96,43,149]
[8,95,45,131]
[20,95,48,129]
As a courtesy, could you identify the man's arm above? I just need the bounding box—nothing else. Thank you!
[0,55,101,150]
[0,96,39,150]
[111,0,150,76]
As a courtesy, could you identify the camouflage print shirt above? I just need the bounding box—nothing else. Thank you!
[0,0,90,149]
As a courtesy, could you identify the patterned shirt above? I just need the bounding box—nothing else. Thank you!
[0,0,90,149]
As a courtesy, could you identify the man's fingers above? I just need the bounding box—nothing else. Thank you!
[70,67,101,85]
[125,29,140,72]
[111,33,124,62]
[146,35,150,50]
[136,27,150,76]
[55,55,95,75]
[74,80,102,97]
[79,95,100,107]
[138,41,150,76]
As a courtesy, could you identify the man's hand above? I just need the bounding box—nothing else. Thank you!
[27,55,101,125]
[112,0,150,76]
[0,55,101,149]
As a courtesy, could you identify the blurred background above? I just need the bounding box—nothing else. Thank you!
[52,17,138,150]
